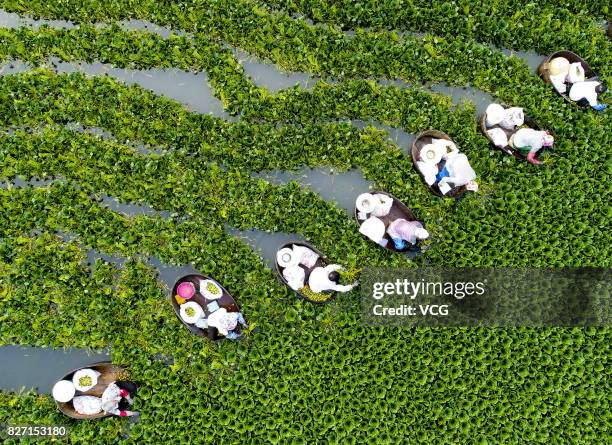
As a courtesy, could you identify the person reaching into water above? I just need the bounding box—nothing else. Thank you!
[308,264,357,293]
[101,381,139,417]
[569,81,608,111]
[72,381,139,417]
[207,308,247,340]
[509,129,555,165]
[435,146,478,193]
[386,219,429,250]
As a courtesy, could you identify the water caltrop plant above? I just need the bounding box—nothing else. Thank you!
[0,1,609,444]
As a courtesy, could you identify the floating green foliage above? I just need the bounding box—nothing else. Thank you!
[1,0,609,73]
[0,2,609,444]
[258,1,611,56]
[299,285,332,303]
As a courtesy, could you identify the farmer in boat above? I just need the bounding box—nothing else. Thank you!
[509,129,555,165]
[434,145,478,193]
[72,381,139,417]
[548,57,607,111]
[207,307,247,340]
[101,381,139,417]
[308,264,357,293]
[386,219,429,250]
[485,103,525,131]
[279,244,320,291]
[569,81,608,111]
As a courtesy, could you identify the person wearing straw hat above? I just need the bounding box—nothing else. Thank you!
[548,58,584,94]
[416,140,448,186]
[509,129,555,165]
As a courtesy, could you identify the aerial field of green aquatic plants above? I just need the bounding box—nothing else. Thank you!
[0,0,610,443]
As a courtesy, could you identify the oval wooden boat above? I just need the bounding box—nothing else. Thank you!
[275,242,336,304]
[479,109,547,160]
[411,130,472,198]
[353,191,424,253]
[538,50,598,107]
[170,274,243,341]
[56,362,129,420]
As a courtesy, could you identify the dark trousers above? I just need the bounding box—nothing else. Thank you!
[115,381,137,410]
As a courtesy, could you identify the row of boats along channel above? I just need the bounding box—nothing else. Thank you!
[47,49,608,420]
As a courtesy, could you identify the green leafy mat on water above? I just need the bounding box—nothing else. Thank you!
[0,1,610,444]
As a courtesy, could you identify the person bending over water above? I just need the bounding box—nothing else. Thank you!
[309,265,357,293]
[72,381,139,417]
[435,146,478,193]
[509,129,554,165]
[386,218,429,250]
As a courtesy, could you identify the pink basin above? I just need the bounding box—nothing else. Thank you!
[177,281,195,300]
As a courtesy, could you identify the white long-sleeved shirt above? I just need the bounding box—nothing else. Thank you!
[73,396,103,415]
[207,308,241,336]
[569,81,602,107]
[308,265,355,293]
[387,219,424,245]
[550,73,567,94]
[282,265,305,290]
[438,151,476,187]
[509,128,547,153]
[73,384,137,417]
[416,160,438,185]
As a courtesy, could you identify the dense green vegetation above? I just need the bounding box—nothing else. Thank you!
[1,0,610,78]
[258,1,610,51]
[0,1,610,444]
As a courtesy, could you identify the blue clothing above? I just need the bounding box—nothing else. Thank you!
[392,238,406,250]
[435,166,450,183]
[226,331,241,340]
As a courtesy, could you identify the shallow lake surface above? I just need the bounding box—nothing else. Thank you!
[0,8,76,30]
[85,248,199,291]
[65,122,167,155]
[351,119,415,153]
[145,256,200,290]
[97,194,173,219]
[0,8,545,120]
[0,345,110,394]
[0,176,62,189]
[0,58,234,120]
[56,230,192,291]
[378,77,495,116]
[86,248,128,270]
[0,9,231,118]
[0,8,518,122]
[493,45,543,73]
[232,48,317,92]
[123,19,319,95]
[51,58,233,119]
[120,18,183,38]
[427,84,495,116]
[253,167,375,214]
[0,60,31,76]
[227,227,311,268]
